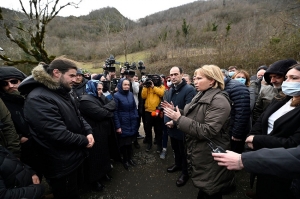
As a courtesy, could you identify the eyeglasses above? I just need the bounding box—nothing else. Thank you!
[0,79,20,86]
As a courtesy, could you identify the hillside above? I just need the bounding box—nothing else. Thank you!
[1,0,300,75]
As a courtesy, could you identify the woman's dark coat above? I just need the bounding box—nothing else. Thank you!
[79,93,116,183]
[248,95,300,199]
[113,79,138,138]
[176,88,235,195]
[0,145,44,199]
[250,96,300,149]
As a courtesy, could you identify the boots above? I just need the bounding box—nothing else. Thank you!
[145,143,152,152]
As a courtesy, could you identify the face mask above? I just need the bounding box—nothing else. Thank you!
[228,72,235,77]
[142,77,146,82]
[167,81,172,87]
[282,81,300,96]
[235,78,246,85]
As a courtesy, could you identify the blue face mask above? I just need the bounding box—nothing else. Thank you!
[282,81,300,96]
[228,72,235,77]
[235,78,246,85]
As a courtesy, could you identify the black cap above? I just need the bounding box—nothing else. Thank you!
[0,66,27,81]
[264,59,297,84]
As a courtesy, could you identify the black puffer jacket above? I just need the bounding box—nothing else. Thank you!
[18,64,93,179]
[0,145,44,199]
[224,77,251,139]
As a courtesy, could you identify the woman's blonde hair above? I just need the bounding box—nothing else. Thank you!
[194,65,225,90]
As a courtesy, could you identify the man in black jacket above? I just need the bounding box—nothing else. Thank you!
[0,144,44,199]
[162,66,196,187]
[18,57,95,199]
[72,69,88,101]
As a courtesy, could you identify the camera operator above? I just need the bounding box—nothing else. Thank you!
[103,66,118,95]
[141,75,165,152]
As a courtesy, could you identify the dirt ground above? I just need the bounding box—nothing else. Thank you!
[43,127,254,199]
[76,129,254,199]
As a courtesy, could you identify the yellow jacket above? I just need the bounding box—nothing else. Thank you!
[141,85,165,112]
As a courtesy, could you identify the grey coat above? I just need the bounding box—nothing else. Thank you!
[176,88,235,195]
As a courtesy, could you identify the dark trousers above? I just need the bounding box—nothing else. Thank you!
[120,144,133,162]
[162,124,168,148]
[48,166,83,199]
[256,174,294,199]
[170,137,188,175]
[197,189,222,199]
[230,139,245,154]
[144,112,163,147]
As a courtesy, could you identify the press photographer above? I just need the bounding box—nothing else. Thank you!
[141,74,165,152]
[103,55,119,94]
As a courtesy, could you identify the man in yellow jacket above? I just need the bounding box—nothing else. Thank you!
[141,75,165,152]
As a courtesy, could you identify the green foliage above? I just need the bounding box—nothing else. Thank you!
[212,22,218,31]
[270,37,281,44]
[182,19,190,38]
[225,23,231,36]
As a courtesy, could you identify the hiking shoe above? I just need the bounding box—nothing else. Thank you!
[160,150,167,159]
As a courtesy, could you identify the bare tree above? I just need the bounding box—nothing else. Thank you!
[100,16,115,54]
[118,16,133,62]
[0,0,82,65]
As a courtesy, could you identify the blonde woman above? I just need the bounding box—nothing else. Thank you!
[163,65,235,199]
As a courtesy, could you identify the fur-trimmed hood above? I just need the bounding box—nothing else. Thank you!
[18,64,60,95]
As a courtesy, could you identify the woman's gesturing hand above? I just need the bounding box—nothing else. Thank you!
[164,106,181,122]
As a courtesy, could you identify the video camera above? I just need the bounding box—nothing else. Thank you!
[103,55,119,72]
[138,60,145,71]
[112,78,120,86]
[143,74,161,88]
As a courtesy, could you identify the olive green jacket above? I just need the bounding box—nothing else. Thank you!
[177,88,235,195]
[0,98,21,157]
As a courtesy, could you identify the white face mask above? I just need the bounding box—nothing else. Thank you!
[167,81,172,87]
[282,81,300,96]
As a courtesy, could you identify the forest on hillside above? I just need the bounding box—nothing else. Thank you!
[0,0,300,75]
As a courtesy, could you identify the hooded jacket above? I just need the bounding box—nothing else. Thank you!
[18,64,92,179]
[264,59,297,85]
[113,79,138,137]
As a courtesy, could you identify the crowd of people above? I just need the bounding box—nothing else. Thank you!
[0,56,300,199]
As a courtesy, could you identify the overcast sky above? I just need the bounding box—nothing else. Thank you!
[1,0,198,21]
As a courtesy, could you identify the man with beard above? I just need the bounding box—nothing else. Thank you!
[252,59,297,124]
[18,57,95,199]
